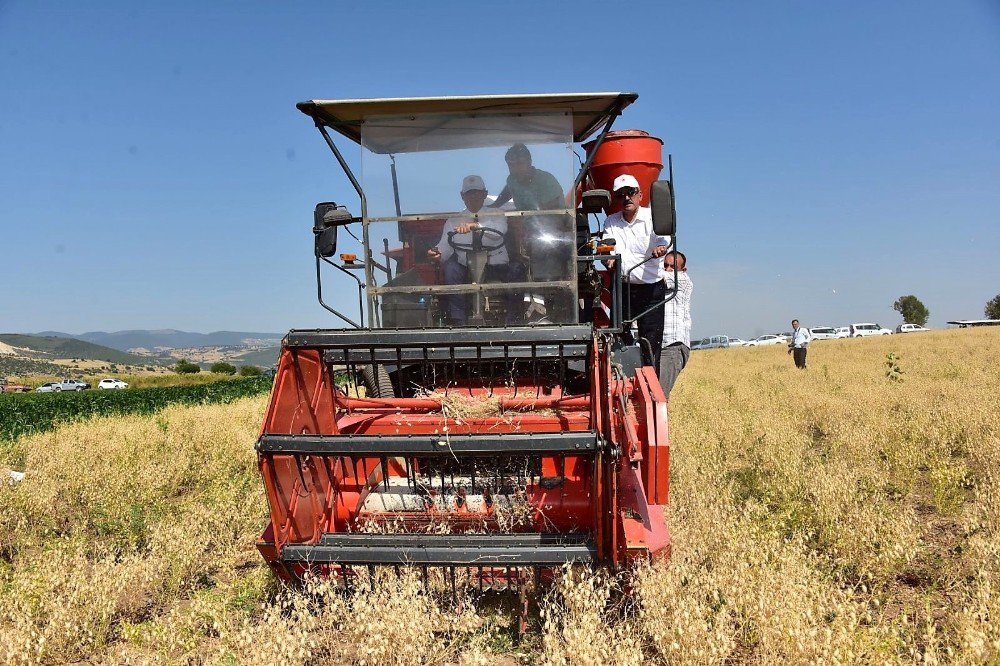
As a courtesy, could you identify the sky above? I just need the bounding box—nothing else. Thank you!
[1,0,998,340]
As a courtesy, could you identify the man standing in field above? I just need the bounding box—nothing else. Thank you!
[659,251,692,396]
[788,319,811,369]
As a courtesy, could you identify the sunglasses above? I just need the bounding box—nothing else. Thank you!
[615,188,640,199]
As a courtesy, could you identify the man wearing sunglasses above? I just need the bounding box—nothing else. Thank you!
[602,174,671,372]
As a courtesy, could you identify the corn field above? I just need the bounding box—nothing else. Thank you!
[0,328,997,664]
[0,377,272,445]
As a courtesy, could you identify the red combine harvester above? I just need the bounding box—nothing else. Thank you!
[257,93,679,587]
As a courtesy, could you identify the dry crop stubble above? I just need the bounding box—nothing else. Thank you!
[0,328,997,664]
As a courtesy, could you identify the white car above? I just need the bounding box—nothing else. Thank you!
[850,323,893,338]
[748,334,785,347]
[728,337,750,347]
[97,378,129,390]
[895,323,929,334]
[834,327,850,338]
[809,326,839,341]
[35,382,60,393]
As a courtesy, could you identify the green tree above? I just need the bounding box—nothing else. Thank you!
[986,294,1000,320]
[210,362,237,375]
[893,295,929,326]
[174,359,201,374]
[238,365,263,377]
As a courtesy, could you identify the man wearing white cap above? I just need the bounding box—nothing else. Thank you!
[602,173,671,372]
[428,175,515,324]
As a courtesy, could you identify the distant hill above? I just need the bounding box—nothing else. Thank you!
[233,346,281,368]
[0,334,161,366]
[33,329,284,351]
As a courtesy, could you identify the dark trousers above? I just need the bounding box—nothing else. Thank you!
[659,342,690,396]
[623,280,666,373]
[793,347,807,369]
[441,257,525,323]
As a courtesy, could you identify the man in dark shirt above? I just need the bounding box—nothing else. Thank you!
[489,143,564,211]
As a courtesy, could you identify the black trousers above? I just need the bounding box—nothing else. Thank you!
[623,280,666,373]
[793,347,807,369]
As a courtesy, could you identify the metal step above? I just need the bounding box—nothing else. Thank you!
[281,532,596,566]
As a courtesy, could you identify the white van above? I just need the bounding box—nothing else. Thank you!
[809,326,839,340]
[849,323,893,338]
[895,323,929,333]
[697,335,730,349]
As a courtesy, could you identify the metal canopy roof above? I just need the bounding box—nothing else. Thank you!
[296,93,637,153]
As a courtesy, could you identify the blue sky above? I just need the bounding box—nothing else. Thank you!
[1,0,997,339]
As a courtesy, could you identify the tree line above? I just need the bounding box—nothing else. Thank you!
[892,293,1000,326]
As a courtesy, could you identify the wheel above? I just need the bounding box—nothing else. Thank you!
[359,365,395,398]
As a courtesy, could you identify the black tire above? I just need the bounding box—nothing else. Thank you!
[359,365,395,398]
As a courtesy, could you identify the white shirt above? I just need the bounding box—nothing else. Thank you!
[791,327,811,348]
[603,207,671,284]
[662,270,694,347]
[434,209,509,267]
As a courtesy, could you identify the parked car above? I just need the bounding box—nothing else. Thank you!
[834,327,850,338]
[849,323,893,338]
[809,326,839,341]
[728,337,750,347]
[895,323,930,334]
[56,378,91,391]
[36,382,60,393]
[748,334,785,347]
[698,335,730,349]
[97,378,129,390]
[691,339,704,350]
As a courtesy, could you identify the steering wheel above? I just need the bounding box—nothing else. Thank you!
[447,226,506,253]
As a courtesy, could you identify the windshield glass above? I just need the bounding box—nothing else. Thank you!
[354,112,578,328]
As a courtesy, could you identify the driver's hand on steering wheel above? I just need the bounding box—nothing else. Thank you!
[455,222,480,234]
[427,246,442,262]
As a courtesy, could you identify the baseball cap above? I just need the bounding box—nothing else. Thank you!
[461,174,486,193]
[612,174,640,192]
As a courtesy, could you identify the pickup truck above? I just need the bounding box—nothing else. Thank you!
[56,378,91,391]
[1,378,32,393]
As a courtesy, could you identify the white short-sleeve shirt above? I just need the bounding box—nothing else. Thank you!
[603,207,671,284]
[434,209,509,266]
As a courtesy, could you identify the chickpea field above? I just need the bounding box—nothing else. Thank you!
[1,328,997,664]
